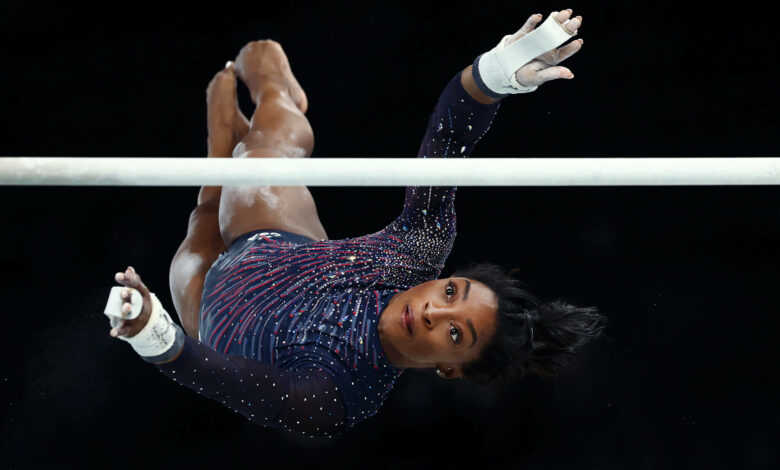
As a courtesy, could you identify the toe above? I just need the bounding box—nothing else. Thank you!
[206,64,240,107]
[208,65,236,89]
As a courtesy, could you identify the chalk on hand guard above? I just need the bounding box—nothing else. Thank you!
[104,286,143,325]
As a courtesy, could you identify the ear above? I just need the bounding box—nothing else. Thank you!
[435,366,464,380]
[445,369,464,380]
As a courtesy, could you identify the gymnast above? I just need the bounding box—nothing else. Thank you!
[106,8,607,438]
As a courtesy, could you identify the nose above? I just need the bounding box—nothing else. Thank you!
[422,301,448,328]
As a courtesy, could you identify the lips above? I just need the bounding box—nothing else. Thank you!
[402,304,414,336]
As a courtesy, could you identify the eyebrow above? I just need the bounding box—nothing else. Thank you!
[458,279,476,347]
[466,319,478,348]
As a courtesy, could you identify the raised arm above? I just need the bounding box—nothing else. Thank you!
[378,68,502,276]
[380,8,583,273]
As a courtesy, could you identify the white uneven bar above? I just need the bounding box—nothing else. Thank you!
[0,157,779,186]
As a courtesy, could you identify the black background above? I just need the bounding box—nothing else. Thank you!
[2,0,778,468]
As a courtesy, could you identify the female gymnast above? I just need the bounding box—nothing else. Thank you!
[106,8,607,438]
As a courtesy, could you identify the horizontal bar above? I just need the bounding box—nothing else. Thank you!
[1,157,778,186]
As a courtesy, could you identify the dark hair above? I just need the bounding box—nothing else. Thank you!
[451,263,608,384]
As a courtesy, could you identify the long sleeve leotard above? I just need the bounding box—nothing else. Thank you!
[152,69,502,438]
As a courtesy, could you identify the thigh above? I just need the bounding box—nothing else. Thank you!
[169,201,226,338]
[218,144,329,247]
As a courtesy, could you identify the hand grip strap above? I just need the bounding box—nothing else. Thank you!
[106,289,184,362]
[473,12,577,98]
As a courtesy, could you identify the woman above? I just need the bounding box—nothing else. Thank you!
[108,8,607,438]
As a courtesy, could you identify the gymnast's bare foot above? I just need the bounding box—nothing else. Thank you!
[234,39,308,114]
[206,61,250,157]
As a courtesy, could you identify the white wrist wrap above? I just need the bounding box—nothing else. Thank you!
[118,292,178,357]
[473,12,577,98]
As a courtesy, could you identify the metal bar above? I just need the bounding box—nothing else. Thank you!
[1,157,778,186]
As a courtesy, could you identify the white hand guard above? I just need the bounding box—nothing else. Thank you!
[104,287,184,362]
[104,286,143,327]
[472,12,577,98]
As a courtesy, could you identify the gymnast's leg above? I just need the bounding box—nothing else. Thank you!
[218,40,328,248]
[169,63,249,338]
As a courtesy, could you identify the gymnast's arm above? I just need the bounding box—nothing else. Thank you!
[380,65,501,263]
[109,267,347,438]
[460,65,502,105]
[153,336,347,437]
[387,8,583,239]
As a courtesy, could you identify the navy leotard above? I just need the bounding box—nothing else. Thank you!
[154,70,501,438]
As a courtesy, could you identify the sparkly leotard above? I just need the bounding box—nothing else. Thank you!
[155,70,501,438]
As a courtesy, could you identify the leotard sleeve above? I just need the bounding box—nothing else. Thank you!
[381,69,501,270]
[154,331,347,438]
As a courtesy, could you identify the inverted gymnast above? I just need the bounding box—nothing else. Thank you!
[106,8,607,438]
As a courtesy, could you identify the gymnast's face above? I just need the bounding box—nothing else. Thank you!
[377,277,498,378]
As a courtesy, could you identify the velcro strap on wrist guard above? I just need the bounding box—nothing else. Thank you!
[473,12,577,98]
[118,292,181,359]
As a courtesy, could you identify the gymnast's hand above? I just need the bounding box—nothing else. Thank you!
[510,9,583,86]
[109,266,153,338]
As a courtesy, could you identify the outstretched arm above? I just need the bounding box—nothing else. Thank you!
[379,68,502,277]
[379,8,584,276]
[108,267,347,438]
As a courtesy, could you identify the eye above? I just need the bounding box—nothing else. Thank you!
[450,324,461,344]
[445,280,457,299]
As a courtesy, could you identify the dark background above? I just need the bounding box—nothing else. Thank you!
[2,0,778,468]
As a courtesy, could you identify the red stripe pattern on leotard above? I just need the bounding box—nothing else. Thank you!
[155,70,501,437]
